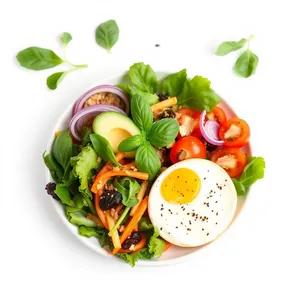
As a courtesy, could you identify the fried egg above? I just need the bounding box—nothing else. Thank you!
[148,158,237,247]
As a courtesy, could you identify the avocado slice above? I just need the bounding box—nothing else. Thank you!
[93,112,141,158]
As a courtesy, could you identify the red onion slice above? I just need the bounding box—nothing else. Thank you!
[69,104,126,141]
[200,110,224,146]
[73,85,129,115]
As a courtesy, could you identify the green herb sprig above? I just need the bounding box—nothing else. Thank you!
[215,35,259,78]
[16,32,88,90]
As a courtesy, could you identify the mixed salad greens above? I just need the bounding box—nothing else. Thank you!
[44,62,265,266]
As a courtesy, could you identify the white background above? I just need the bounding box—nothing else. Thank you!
[1,0,300,299]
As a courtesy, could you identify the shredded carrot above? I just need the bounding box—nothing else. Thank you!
[87,213,104,227]
[94,170,149,192]
[91,152,126,193]
[163,242,172,252]
[106,212,121,251]
[130,181,148,216]
[122,161,136,170]
[94,192,108,229]
[112,196,149,254]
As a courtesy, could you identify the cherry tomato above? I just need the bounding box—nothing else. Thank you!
[206,106,227,125]
[170,136,206,164]
[219,118,250,148]
[210,148,248,178]
[176,108,202,138]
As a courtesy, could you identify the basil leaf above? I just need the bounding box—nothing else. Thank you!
[43,152,64,181]
[130,94,153,132]
[160,69,187,96]
[148,118,179,147]
[128,85,159,105]
[52,130,73,170]
[95,20,119,50]
[135,142,161,181]
[90,133,120,166]
[129,62,158,94]
[178,76,220,112]
[118,134,145,152]
[55,184,73,206]
[16,47,63,70]
[46,72,66,90]
[215,38,247,56]
[60,32,72,46]
[234,49,259,78]
[232,178,246,196]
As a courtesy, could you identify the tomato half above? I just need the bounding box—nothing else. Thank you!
[219,118,250,148]
[210,148,248,178]
[170,136,206,164]
[176,108,202,138]
[206,106,227,125]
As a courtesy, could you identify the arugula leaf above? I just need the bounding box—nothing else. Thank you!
[138,216,153,231]
[118,134,145,152]
[215,38,247,56]
[160,69,187,96]
[135,142,161,181]
[95,20,119,51]
[16,47,63,70]
[178,76,220,112]
[130,94,153,132]
[46,72,67,90]
[148,226,166,257]
[90,133,120,166]
[52,130,73,170]
[233,156,265,195]
[43,152,63,181]
[234,49,259,78]
[70,145,100,198]
[60,32,72,46]
[114,177,140,207]
[55,184,73,206]
[148,118,179,147]
[127,85,159,106]
[129,62,158,94]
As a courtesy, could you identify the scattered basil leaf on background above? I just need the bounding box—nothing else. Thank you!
[60,32,72,46]
[95,20,119,51]
[16,47,63,70]
[90,133,120,166]
[234,49,259,78]
[215,38,247,56]
[46,72,66,90]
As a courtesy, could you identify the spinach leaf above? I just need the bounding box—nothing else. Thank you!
[178,76,220,112]
[95,20,119,51]
[232,156,265,195]
[81,126,92,146]
[52,130,73,170]
[60,32,72,46]
[129,62,158,94]
[234,49,259,78]
[70,145,100,198]
[55,184,73,206]
[118,134,145,152]
[215,38,247,56]
[130,94,153,132]
[114,177,140,207]
[43,152,64,181]
[16,47,63,70]
[135,142,161,181]
[46,72,66,90]
[148,118,179,147]
[90,133,120,166]
[160,69,187,96]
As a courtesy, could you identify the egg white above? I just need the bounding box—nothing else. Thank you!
[148,158,237,247]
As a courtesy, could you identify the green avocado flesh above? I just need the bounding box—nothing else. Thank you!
[93,112,141,158]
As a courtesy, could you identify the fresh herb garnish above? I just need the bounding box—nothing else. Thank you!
[215,35,258,78]
[16,32,88,90]
[232,156,265,195]
[95,20,119,51]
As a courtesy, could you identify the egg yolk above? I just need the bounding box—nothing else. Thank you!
[161,168,201,204]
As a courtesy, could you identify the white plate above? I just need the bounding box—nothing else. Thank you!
[45,72,251,266]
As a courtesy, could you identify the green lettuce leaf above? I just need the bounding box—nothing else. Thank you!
[178,76,220,112]
[160,69,187,96]
[70,145,100,198]
[116,251,141,267]
[148,226,166,257]
[138,216,153,231]
[67,212,97,227]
